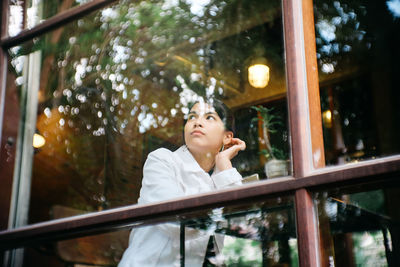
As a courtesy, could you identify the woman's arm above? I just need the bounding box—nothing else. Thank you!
[138,148,182,204]
[137,148,203,239]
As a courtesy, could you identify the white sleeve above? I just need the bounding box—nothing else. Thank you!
[211,168,243,189]
[138,148,183,204]
[137,148,202,239]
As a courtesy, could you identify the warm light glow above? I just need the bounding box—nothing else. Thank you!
[322,110,332,128]
[248,64,270,88]
[33,133,45,148]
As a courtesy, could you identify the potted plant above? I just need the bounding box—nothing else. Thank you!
[251,105,289,178]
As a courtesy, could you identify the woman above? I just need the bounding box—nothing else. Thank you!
[119,100,246,267]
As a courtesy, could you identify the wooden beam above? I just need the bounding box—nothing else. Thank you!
[295,189,319,267]
[302,0,325,169]
[0,0,14,231]
[0,0,116,49]
[283,0,321,266]
[283,0,313,177]
[0,155,399,250]
[1,0,9,38]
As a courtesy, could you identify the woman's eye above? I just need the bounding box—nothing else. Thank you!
[188,115,196,120]
[206,115,215,120]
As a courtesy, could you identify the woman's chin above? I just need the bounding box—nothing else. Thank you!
[187,143,220,155]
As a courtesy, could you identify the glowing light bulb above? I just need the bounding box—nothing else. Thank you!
[248,64,270,88]
[322,110,332,128]
[33,133,46,148]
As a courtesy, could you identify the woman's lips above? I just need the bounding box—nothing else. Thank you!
[191,130,205,135]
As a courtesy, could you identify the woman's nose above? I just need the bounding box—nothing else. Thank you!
[194,117,203,127]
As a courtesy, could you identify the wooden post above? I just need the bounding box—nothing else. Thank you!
[283,0,325,266]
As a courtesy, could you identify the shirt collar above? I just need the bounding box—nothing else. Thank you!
[175,145,209,174]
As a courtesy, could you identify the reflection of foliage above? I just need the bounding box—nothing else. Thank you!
[352,231,387,266]
[187,201,297,266]
[218,207,296,266]
[314,0,370,74]
[10,0,289,265]
[12,0,287,214]
[223,237,262,266]
[316,1,400,164]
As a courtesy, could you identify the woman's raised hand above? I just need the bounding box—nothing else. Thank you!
[221,138,246,159]
[215,138,246,172]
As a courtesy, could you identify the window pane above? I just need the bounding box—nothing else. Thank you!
[4,196,298,266]
[315,180,400,266]
[7,0,94,37]
[181,196,298,266]
[27,0,94,26]
[6,0,291,226]
[5,228,130,266]
[314,0,400,166]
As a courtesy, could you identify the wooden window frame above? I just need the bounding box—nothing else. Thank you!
[0,1,399,266]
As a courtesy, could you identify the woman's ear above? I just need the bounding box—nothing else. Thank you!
[223,131,233,145]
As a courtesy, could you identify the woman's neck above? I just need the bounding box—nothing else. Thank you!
[188,148,216,172]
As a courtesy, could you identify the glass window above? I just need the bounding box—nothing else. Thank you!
[7,0,94,37]
[315,180,400,266]
[6,0,291,226]
[26,0,94,26]
[181,196,298,266]
[4,196,298,266]
[314,0,400,166]
[5,228,130,266]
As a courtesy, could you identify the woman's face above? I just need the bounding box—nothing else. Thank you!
[184,102,230,154]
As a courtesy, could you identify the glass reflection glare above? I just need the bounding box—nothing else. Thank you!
[32,133,45,148]
[387,0,400,18]
[9,4,24,36]
[316,0,400,165]
[322,110,332,128]
[315,185,400,267]
[180,198,298,266]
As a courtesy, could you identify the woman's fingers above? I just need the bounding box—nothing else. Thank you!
[227,138,246,151]
[221,138,246,159]
[233,138,246,150]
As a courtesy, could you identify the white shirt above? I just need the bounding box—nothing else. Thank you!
[118,146,243,267]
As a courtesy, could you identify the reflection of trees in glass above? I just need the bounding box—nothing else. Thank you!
[315,0,400,164]
[223,237,263,266]
[221,206,296,266]
[315,189,398,267]
[10,0,286,222]
[353,231,387,266]
[190,201,297,266]
[314,0,369,75]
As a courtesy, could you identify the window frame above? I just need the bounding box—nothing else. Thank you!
[0,1,399,266]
